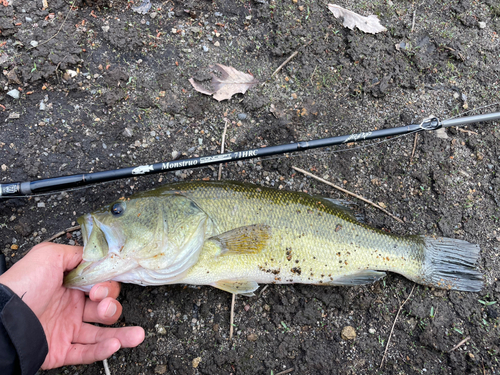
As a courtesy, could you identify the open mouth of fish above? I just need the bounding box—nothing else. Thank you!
[64,214,136,291]
[78,213,126,261]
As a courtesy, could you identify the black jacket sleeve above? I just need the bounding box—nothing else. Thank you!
[0,284,48,375]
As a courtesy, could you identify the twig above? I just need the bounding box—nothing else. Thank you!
[276,368,294,375]
[411,132,418,160]
[271,40,312,77]
[28,4,74,51]
[103,359,111,375]
[292,167,404,224]
[380,285,415,368]
[229,293,236,340]
[218,119,229,181]
[43,225,81,243]
[411,9,416,33]
[450,336,470,352]
[458,128,478,135]
[258,284,269,297]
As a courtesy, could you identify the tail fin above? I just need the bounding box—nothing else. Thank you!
[418,237,482,292]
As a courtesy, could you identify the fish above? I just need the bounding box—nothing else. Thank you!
[64,181,483,294]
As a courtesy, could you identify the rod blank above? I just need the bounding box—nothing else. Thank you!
[2,111,500,197]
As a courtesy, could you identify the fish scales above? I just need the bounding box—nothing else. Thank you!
[174,182,422,287]
[64,181,482,294]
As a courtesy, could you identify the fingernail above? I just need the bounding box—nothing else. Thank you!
[105,303,117,318]
[94,286,108,300]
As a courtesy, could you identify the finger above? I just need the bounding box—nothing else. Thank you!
[89,281,121,301]
[29,242,84,271]
[83,297,122,325]
[75,323,145,348]
[62,338,121,366]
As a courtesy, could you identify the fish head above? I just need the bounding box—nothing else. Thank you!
[64,193,211,290]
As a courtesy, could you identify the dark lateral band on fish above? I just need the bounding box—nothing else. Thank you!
[1,111,500,197]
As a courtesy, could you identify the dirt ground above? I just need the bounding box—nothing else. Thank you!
[1,0,500,374]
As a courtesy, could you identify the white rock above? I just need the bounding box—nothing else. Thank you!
[30,41,38,47]
[102,25,110,32]
[7,89,20,99]
[478,21,486,29]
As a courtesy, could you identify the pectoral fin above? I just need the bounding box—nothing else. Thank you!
[327,270,386,286]
[209,224,271,255]
[212,279,259,296]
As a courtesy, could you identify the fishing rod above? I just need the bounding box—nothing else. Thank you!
[1,111,500,198]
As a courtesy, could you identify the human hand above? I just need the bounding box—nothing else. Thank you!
[0,242,144,369]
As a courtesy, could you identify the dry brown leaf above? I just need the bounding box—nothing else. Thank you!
[327,4,387,34]
[189,64,259,101]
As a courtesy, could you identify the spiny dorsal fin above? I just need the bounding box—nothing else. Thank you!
[326,270,386,286]
[320,197,364,223]
[209,224,271,255]
[212,279,259,296]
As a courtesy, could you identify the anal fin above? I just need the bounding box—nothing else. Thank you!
[326,270,386,286]
[209,224,271,256]
[212,279,259,296]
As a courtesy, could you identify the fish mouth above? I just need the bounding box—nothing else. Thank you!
[77,214,125,261]
[65,214,131,290]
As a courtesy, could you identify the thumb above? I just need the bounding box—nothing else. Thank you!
[31,242,84,271]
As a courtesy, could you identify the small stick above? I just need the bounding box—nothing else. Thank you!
[380,285,415,368]
[272,51,298,78]
[292,167,404,224]
[411,133,418,159]
[411,9,416,33]
[271,40,312,77]
[43,225,81,243]
[458,128,478,135]
[29,4,74,50]
[450,336,470,352]
[276,368,294,375]
[103,359,111,375]
[258,284,269,297]
[229,293,236,340]
[218,119,229,181]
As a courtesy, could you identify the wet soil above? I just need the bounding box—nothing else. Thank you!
[1,0,500,374]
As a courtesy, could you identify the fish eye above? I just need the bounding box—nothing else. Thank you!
[111,202,125,216]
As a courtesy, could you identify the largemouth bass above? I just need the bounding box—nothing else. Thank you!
[64,181,483,294]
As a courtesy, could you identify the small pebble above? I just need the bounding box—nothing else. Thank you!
[30,41,38,47]
[247,333,258,341]
[154,365,167,374]
[192,357,201,368]
[39,101,46,111]
[123,128,133,137]
[25,17,32,22]
[478,21,486,29]
[155,324,167,335]
[10,244,18,250]
[37,202,46,208]
[214,41,220,47]
[202,45,209,52]
[7,89,20,99]
[150,12,157,19]
[368,328,376,334]
[172,150,180,159]
[237,113,247,120]
[102,25,110,32]
[341,326,356,340]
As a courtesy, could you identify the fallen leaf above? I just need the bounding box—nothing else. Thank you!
[327,4,387,34]
[189,64,259,101]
